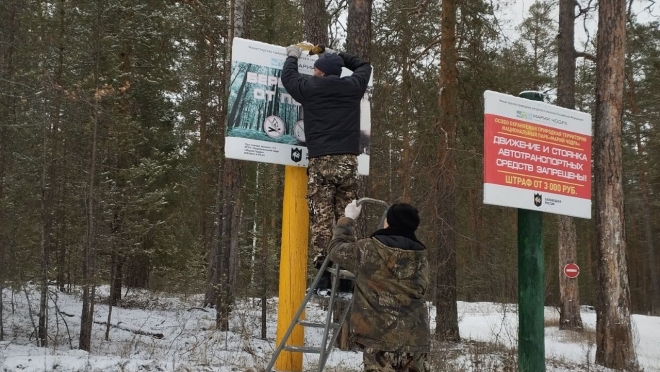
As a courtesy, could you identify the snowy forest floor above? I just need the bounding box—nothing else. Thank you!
[1,285,659,372]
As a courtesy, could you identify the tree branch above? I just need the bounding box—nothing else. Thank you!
[457,56,473,64]
[410,39,441,65]
[575,51,596,62]
[93,320,164,339]
[574,0,595,18]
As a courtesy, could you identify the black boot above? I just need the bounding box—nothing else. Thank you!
[338,277,354,293]
[314,269,332,296]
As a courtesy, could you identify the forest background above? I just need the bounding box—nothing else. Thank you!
[0,0,659,369]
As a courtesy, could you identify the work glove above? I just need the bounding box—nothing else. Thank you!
[344,200,362,220]
[309,44,338,58]
[286,45,302,59]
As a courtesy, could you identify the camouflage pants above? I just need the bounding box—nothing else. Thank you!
[307,154,358,260]
[363,347,429,372]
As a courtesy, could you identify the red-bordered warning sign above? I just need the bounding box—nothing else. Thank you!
[483,91,592,219]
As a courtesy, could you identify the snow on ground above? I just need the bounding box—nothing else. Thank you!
[1,285,658,371]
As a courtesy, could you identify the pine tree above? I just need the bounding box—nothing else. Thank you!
[593,0,638,368]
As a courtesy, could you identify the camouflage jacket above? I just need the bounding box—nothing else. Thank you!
[328,217,430,352]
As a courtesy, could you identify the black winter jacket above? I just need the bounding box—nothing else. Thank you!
[281,53,372,158]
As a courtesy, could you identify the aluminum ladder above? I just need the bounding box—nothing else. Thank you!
[265,198,389,372]
[265,256,355,372]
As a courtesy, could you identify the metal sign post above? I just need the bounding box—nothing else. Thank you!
[517,91,545,372]
[483,89,592,372]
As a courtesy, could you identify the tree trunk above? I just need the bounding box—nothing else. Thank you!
[105,256,117,341]
[37,0,67,347]
[337,0,373,351]
[56,208,67,292]
[398,12,412,203]
[635,137,659,317]
[212,156,242,329]
[198,31,210,262]
[625,73,660,316]
[109,253,124,306]
[80,0,102,352]
[0,0,18,343]
[593,0,638,368]
[211,0,246,327]
[303,0,328,45]
[38,98,50,347]
[260,165,272,339]
[557,216,582,329]
[0,283,3,341]
[434,0,460,342]
[556,0,583,331]
[346,0,371,57]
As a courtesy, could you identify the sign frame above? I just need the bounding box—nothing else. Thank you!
[483,90,592,219]
[225,37,373,175]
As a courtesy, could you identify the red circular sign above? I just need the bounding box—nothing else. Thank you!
[564,263,580,278]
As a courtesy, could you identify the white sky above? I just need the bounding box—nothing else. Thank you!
[506,0,660,45]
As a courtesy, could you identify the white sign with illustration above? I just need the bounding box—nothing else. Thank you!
[225,37,373,174]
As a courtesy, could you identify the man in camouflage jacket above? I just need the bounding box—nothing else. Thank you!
[328,201,430,372]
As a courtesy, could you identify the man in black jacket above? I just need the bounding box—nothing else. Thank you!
[282,45,372,293]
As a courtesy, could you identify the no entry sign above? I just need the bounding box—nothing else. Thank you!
[564,263,580,278]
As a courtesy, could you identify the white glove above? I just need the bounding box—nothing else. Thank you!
[286,45,302,58]
[344,200,362,220]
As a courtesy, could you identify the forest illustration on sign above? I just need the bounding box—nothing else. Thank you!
[226,61,306,146]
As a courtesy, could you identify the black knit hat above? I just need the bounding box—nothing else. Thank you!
[386,203,420,232]
[313,54,344,76]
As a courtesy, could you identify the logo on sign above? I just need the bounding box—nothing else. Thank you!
[534,193,542,207]
[516,110,529,119]
[291,148,302,162]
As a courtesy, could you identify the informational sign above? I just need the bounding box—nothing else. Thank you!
[483,90,592,218]
[564,263,580,278]
[225,37,373,175]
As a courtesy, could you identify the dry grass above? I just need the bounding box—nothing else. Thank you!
[428,340,518,372]
[545,317,596,344]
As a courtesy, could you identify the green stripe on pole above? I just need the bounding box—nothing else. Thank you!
[518,91,545,372]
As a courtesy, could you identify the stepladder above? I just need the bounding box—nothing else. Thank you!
[265,256,355,372]
[265,197,390,372]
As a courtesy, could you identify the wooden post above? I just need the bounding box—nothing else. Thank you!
[275,166,308,371]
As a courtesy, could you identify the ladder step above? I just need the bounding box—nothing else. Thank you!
[298,320,341,329]
[325,267,356,280]
[311,292,353,302]
[284,345,322,354]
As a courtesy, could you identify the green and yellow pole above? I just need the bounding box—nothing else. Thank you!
[517,91,545,372]
[275,166,309,371]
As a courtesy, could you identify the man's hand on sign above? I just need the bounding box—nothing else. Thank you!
[309,45,338,58]
[286,45,302,59]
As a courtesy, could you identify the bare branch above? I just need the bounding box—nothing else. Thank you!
[575,0,596,18]
[410,39,441,65]
[457,56,473,64]
[575,51,596,62]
